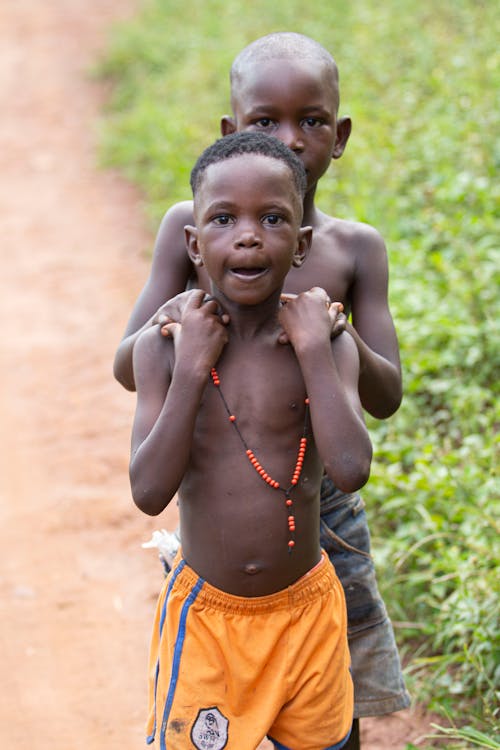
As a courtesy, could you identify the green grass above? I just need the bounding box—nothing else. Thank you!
[96,1,500,745]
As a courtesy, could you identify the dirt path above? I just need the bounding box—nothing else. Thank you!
[0,2,434,748]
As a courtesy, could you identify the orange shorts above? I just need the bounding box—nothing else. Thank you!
[146,551,353,750]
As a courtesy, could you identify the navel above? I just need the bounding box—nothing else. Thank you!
[244,562,261,576]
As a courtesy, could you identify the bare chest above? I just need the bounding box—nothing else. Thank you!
[285,234,355,312]
[197,348,308,451]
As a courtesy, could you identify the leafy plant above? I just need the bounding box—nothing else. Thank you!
[428,721,500,749]
[96,0,500,742]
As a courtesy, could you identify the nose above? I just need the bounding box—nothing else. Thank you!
[277,123,304,153]
[235,228,260,248]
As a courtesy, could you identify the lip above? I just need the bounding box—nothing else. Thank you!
[229,267,268,281]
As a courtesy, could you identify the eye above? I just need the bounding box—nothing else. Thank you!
[212,214,234,226]
[302,117,323,128]
[254,118,276,129]
[262,214,283,226]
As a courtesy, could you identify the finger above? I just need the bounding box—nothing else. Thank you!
[161,322,180,339]
[200,297,220,315]
[278,331,289,345]
[327,306,343,325]
[184,289,207,312]
[308,287,331,308]
[329,312,347,339]
[330,301,344,313]
[280,293,297,305]
[201,295,230,324]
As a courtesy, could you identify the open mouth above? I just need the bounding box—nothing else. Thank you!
[230,266,267,279]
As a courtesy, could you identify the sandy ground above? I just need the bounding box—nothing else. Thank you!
[0,1,435,747]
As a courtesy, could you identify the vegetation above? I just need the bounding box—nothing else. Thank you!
[97,1,499,746]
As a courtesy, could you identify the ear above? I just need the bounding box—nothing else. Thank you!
[332,116,352,159]
[220,115,237,136]
[292,226,313,268]
[184,225,203,266]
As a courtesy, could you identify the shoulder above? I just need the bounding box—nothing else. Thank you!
[137,324,174,354]
[324,217,389,283]
[160,200,195,227]
[324,215,387,254]
[134,326,174,378]
[150,200,195,272]
[155,200,195,245]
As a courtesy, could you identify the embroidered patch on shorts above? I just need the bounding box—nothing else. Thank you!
[190,707,229,750]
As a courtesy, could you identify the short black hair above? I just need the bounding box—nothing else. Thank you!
[190,132,307,198]
[230,33,340,114]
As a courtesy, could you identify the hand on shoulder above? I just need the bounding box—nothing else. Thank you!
[278,292,346,345]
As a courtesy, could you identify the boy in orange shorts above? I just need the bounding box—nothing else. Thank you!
[116,36,410,747]
[129,132,372,749]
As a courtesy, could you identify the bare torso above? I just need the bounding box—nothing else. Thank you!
[178,329,323,596]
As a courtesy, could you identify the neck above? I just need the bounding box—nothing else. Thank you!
[301,185,320,226]
[211,287,282,340]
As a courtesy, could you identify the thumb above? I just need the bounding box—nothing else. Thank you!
[161,321,181,340]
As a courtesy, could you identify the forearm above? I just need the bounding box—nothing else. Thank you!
[130,364,208,515]
[346,322,402,418]
[114,320,154,391]
[296,342,372,492]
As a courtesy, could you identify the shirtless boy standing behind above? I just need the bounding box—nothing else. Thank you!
[130,131,372,750]
[116,33,410,747]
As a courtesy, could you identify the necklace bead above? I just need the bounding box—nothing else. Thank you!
[210,366,309,552]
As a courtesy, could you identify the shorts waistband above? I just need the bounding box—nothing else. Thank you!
[170,551,336,615]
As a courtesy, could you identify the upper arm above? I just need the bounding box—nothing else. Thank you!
[123,201,195,338]
[331,331,364,419]
[131,327,173,455]
[349,225,400,368]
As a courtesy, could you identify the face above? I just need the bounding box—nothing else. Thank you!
[186,154,310,307]
[224,58,350,191]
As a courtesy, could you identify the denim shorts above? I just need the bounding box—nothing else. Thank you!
[320,476,411,718]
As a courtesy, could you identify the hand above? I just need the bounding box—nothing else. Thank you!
[278,291,345,345]
[153,289,230,337]
[161,290,229,372]
[330,303,347,338]
[153,289,199,335]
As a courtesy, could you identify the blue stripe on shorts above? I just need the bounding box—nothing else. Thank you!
[159,572,204,750]
[146,558,187,744]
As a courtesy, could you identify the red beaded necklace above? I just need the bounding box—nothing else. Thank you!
[210,367,309,552]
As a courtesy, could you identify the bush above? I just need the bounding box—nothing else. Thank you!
[97,0,500,743]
